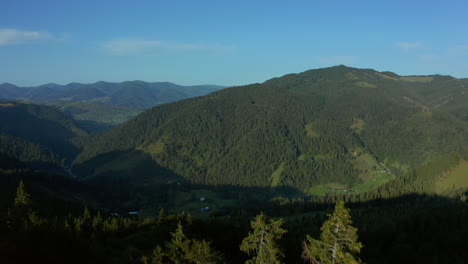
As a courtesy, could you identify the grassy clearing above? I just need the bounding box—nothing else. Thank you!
[353,151,384,181]
[436,159,468,194]
[48,101,141,126]
[270,163,285,187]
[139,141,165,156]
[306,151,395,196]
[0,103,15,107]
[346,72,359,80]
[306,173,394,196]
[375,72,398,80]
[355,81,377,88]
[352,151,395,192]
[306,185,330,196]
[169,189,238,218]
[350,174,394,193]
[306,183,347,196]
[400,76,433,82]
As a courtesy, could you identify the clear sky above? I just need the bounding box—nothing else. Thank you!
[1,0,468,86]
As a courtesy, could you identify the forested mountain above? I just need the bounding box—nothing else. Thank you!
[0,81,225,130]
[0,101,87,169]
[1,66,468,264]
[75,65,468,196]
[0,81,225,109]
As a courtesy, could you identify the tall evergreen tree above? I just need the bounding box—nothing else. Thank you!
[240,212,287,264]
[14,180,31,207]
[146,222,222,264]
[302,201,363,264]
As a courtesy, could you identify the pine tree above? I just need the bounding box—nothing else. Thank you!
[141,246,165,264]
[14,180,31,207]
[185,240,222,264]
[167,223,190,264]
[83,206,92,222]
[163,222,222,264]
[9,180,45,229]
[302,201,363,264]
[92,211,103,230]
[240,212,287,264]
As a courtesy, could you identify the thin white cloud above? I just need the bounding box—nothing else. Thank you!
[395,42,425,51]
[0,28,53,46]
[318,56,358,66]
[102,39,235,55]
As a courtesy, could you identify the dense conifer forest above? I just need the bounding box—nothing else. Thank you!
[1,66,468,263]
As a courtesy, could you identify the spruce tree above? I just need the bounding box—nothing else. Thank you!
[167,223,190,264]
[157,222,222,264]
[14,180,31,207]
[302,201,363,264]
[240,212,287,264]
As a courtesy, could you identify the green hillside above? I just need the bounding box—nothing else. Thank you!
[1,67,468,264]
[0,101,87,168]
[0,81,225,129]
[75,66,468,195]
[46,102,142,131]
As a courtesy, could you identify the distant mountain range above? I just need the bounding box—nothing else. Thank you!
[0,81,225,130]
[0,81,225,109]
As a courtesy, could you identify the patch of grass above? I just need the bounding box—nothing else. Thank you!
[375,72,398,80]
[169,189,238,218]
[348,150,395,193]
[350,174,395,193]
[298,154,307,161]
[140,141,165,156]
[436,159,468,194]
[355,81,377,88]
[0,103,15,107]
[270,163,285,187]
[306,185,331,196]
[48,101,141,126]
[400,76,433,82]
[353,151,385,181]
[346,72,358,80]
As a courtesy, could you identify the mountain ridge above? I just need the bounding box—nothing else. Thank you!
[0,81,226,109]
[74,65,468,195]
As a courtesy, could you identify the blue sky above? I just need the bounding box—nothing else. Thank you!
[1,0,468,86]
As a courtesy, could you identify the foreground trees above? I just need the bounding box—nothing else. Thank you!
[143,222,222,264]
[302,201,363,264]
[240,212,287,264]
